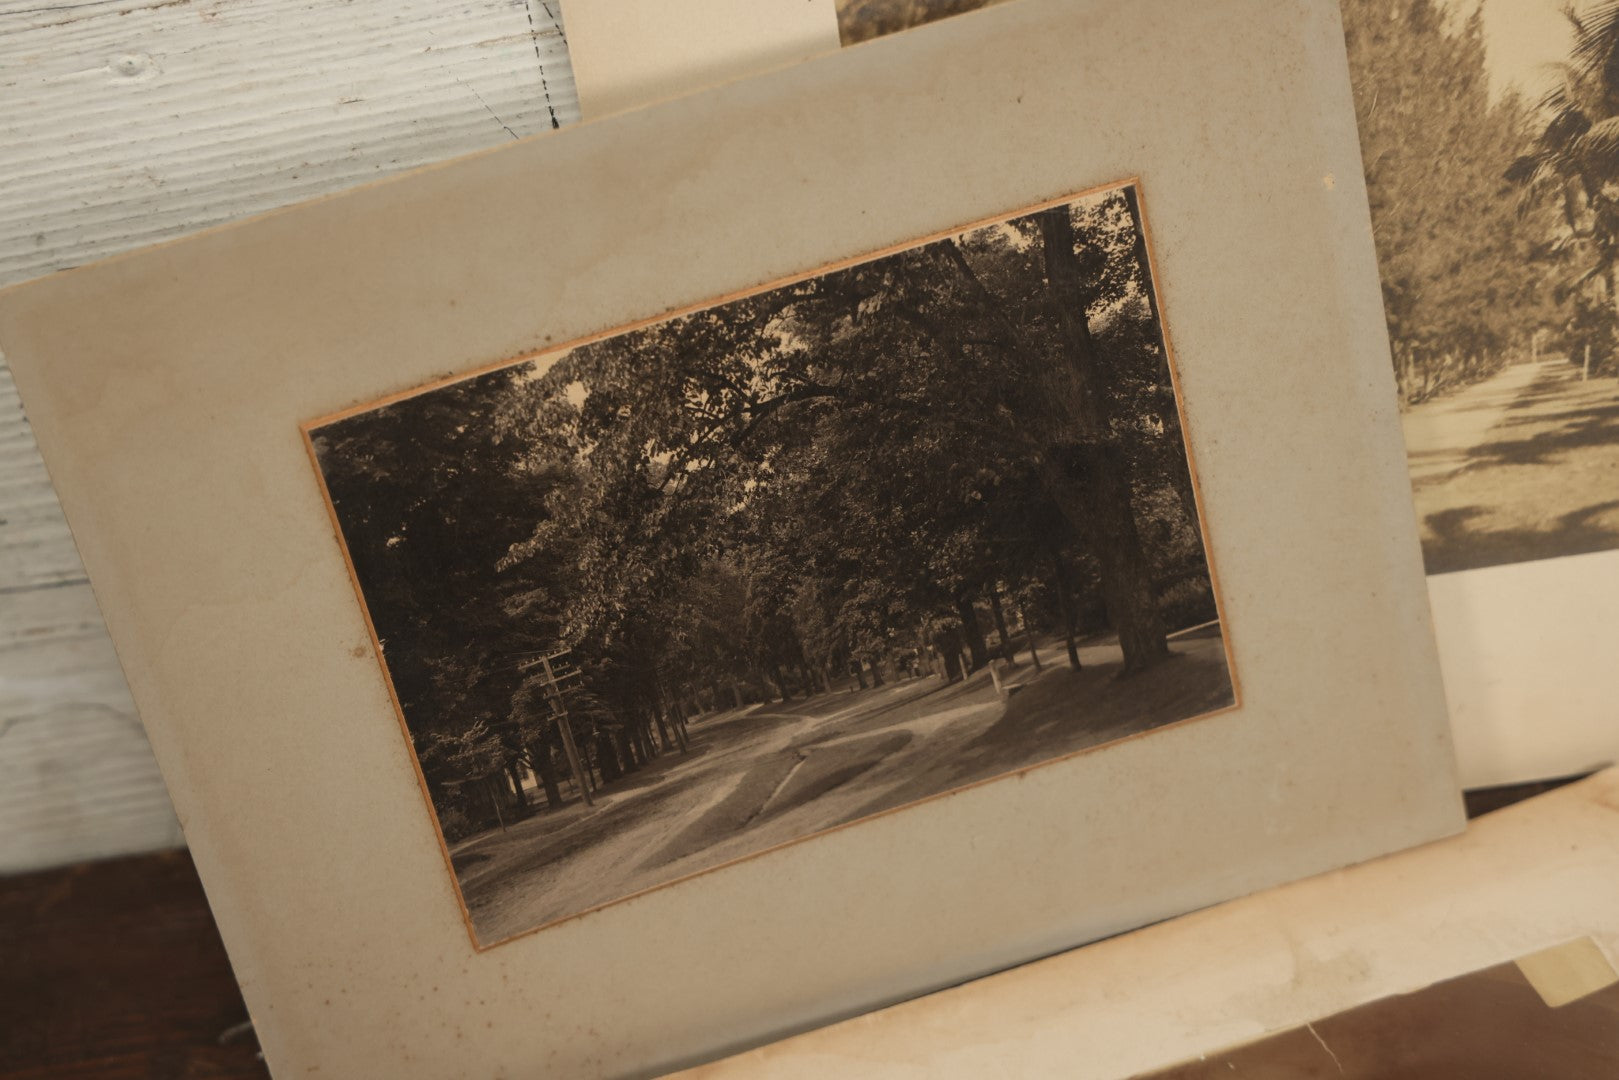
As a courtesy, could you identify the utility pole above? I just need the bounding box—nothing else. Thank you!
[539,653,593,808]
[1019,602,1044,673]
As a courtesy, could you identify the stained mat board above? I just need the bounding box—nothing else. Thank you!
[0,2,1459,1075]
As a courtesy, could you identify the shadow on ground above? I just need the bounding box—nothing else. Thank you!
[1414,365,1619,574]
[838,645,1235,824]
[455,632,1236,939]
[1424,500,1619,575]
[646,730,913,872]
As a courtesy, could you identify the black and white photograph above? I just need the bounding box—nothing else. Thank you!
[1343,0,1619,575]
[307,181,1234,945]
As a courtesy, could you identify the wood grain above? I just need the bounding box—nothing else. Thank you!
[0,849,267,1079]
[0,0,580,873]
[1138,959,1619,1078]
[0,780,1564,1078]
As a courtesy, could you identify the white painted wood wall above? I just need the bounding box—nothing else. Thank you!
[0,0,580,872]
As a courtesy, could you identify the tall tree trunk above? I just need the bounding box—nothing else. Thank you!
[1037,206,1169,673]
[1023,609,1044,673]
[487,777,506,832]
[935,627,966,682]
[1606,261,1619,355]
[768,662,791,702]
[586,744,605,793]
[987,585,1015,663]
[509,761,533,816]
[532,743,563,810]
[594,732,620,782]
[955,596,988,672]
[652,685,678,753]
[1122,185,1175,399]
[917,621,938,677]
[1051,551,1082,671]
[595,735,618,786]
[669,696,690,753]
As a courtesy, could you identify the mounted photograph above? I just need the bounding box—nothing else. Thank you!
[306,180,1235,946]
[1343,0,1619,576]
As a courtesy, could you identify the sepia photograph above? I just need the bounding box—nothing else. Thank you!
[1343,0,1619,575]
[307,181,1234,945]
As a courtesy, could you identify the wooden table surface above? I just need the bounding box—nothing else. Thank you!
[0,851,265,1079]
[0,779,1575,1079]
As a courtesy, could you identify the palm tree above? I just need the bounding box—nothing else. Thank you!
[1510,3,1619,354]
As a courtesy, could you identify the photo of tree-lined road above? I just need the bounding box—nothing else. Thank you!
[1343,0,1619,574]
[309,183,1233,943]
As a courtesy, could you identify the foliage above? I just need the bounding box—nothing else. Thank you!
[1508,0,1619,375]
[312,187,1215,834]
[1342,0,1561,401]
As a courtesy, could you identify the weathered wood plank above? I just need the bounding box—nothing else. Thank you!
[0,0,580,872]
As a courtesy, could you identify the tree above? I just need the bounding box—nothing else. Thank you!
[1031,205,1169,669]
[1509,1,1619,375]
[313,184,1217,838]
[1342,0,1557,401]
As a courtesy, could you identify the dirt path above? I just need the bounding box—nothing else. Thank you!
[457,630,1234,943]
[1403,360,1546,484]
[1403,358,1619,574]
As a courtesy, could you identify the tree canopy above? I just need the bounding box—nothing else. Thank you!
[1342,0,1563,401]
[312,185,1216,836]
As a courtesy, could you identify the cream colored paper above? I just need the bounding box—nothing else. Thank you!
[562,0,838,117]
[0,2,1461,1076]
[677,771,1619,1078]
[1432,555,1619,787]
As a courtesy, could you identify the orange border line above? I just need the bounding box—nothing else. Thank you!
[299,433,487,943]
[1135,175,1243,712]
[299,175,1242,952]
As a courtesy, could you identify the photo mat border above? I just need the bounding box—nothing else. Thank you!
[299,174,1244,951]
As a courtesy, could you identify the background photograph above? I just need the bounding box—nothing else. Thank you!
[1343,0,1619,574]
